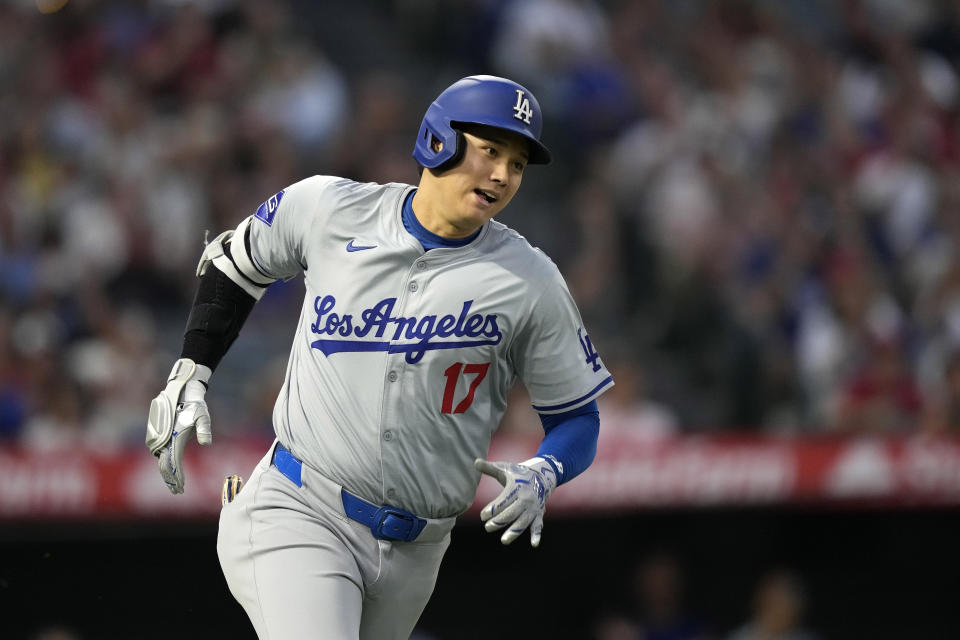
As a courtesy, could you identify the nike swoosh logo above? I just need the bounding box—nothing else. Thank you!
[346,240,377,252]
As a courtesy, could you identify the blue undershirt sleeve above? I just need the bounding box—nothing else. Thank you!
[535,400,600,485]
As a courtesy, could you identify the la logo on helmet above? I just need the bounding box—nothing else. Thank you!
[513,89,533,124]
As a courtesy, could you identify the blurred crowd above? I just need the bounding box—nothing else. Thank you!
[590,552,818,640]
[3,0,960,451]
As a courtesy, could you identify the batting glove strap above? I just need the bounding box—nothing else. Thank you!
[519,456,561,492]
[475,457,558,547]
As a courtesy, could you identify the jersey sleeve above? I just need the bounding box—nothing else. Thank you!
[511,262,614,414]
[238,175,334,282]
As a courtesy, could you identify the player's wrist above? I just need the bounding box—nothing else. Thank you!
[519,456,559,497]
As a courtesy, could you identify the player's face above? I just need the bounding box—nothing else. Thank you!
[415,126,529,238]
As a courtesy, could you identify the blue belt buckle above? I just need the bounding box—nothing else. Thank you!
[372,506,427,542]
[341,489,427,542]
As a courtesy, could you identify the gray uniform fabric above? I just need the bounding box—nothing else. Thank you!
[216,175,612,637]
[218,443,452,640]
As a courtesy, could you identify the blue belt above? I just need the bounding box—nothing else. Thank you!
[272,442,427,543]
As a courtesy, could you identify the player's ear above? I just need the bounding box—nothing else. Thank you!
[431,135,443,153]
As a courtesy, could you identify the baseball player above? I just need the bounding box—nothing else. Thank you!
[146,75,613,639]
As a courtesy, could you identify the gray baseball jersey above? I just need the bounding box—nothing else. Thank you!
[229,175,612,518]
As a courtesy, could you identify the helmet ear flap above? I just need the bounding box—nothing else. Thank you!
[428,130,466,175]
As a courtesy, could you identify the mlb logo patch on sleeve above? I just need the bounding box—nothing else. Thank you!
[254,190,285,226]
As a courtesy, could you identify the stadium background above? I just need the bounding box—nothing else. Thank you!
[2,0,960,638]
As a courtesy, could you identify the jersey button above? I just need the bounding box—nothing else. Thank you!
[387,371,399,382]
[383,430,394,441]
[386,488,397,500]
[416,261,427,270]
[408,281,419,292]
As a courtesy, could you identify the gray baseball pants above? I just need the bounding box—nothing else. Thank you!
[217,442,454,640]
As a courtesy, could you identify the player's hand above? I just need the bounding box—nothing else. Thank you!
[475,457,559,547]
[146,358,213,495]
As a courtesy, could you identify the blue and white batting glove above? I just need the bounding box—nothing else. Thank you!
[475,456,559,547]
[146,358,212,495]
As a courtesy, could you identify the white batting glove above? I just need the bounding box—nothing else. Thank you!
[146,358,213,495]
[475,456,559,547]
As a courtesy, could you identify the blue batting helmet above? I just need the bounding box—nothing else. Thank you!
[413,75,551,172]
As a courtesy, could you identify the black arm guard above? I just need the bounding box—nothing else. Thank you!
[180,259,257,371]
